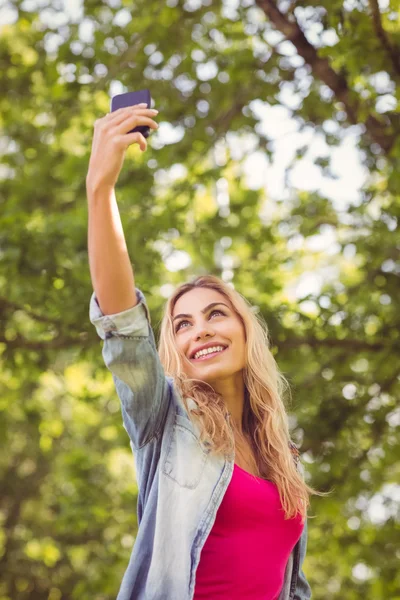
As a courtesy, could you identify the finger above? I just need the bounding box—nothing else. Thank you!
[124,132,148,151]
[108,107,158,129]
[115,114,159,135]
[106,103,148,120]
[107,103,152,120]
[101,105,145,126]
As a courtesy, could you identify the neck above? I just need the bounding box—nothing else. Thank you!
[212,371,246,433]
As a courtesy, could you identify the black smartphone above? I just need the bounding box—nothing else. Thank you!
[110,89,152,138]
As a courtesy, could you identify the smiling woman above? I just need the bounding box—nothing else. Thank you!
[89,273,325,600]
[159,276,310,489]
[157,275,326,599]
[87,105,324,600]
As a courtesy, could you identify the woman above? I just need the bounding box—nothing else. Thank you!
[87,104,321,599]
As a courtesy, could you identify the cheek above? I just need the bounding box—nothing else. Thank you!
[239,338,247,359]
[235,323,246,344]
[231,328,246,354]
[174,336,190,361]
[238,332,247,360]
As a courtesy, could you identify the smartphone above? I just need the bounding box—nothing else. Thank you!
[110,89,152,138]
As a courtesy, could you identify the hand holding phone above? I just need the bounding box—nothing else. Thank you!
[86,100,159,194]
[111,89,153,138]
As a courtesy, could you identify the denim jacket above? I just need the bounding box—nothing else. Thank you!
[89,287,312,600]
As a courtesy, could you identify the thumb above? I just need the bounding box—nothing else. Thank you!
[125,131,148,152]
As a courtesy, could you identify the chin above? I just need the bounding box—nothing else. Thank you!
[192,365,238,382]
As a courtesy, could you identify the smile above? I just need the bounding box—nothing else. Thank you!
[190,347,228,362]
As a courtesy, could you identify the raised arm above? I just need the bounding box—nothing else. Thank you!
[86,104,171,451]
[86,103,158,315]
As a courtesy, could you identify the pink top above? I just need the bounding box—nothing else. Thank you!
[193,463,304,600]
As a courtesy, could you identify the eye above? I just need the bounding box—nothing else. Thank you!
[175,309,225,332]
[210,309,225,318]
[175,319,189,332]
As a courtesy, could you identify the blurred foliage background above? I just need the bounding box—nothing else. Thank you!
[1,0,400,598]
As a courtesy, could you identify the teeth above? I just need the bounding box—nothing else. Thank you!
[194,346,225,359]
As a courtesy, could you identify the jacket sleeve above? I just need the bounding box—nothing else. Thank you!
[293,453,312,599]
[294,517,312,599]
[89,287,171,450]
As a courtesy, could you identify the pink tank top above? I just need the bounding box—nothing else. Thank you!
[193,463,304,600]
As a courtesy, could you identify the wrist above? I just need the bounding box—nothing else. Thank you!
[86,178,115,201]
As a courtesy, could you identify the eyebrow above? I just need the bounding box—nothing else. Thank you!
[172,302,230,323]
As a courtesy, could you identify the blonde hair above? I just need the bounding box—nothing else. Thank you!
[158,274,327,521]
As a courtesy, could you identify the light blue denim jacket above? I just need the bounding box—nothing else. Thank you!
[89,287,312,600]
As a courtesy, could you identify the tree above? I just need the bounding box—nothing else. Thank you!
[1,0,399,597]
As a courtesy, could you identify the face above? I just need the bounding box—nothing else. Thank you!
[172,287,246,387]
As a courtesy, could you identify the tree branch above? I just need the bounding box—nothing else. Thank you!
[210,98,247,135]
[368,0,400,78]
[255,0,396,153]
[0,296,63,326]
[0,333,91,351]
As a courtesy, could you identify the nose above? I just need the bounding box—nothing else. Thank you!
[192,323,215,342]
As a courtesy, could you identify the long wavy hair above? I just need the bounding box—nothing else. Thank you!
[158,274,326,521]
